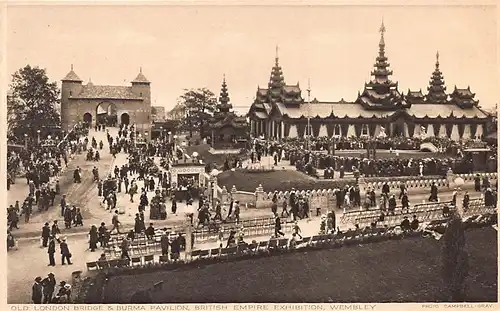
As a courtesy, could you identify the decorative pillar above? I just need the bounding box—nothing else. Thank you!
[185,217,193,261]
[255,184,266,209]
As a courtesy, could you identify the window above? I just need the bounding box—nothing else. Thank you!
[334,125,341,136]
[361,124,369,136]
[69,91,72,96]
[140,92,143,97]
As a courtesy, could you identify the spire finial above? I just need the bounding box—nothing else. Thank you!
[71,64,74,71]
[275,45,279,61]
[379,19,386,46]
[380,18,386,35]
[223,73,226,82]
[140,67,142,73]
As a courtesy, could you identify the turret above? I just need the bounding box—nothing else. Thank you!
[130,68,152,134]
[61,64,83,131]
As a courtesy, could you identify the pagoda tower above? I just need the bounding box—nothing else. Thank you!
[426,51,448,104]
[367,20,398,94]
[217,74,232,114]
[268,45,285,103]
[355,20,406,110]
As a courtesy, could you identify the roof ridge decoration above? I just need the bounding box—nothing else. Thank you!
[426,51,448,104]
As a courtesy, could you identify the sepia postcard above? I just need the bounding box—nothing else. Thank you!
[2,1,498,310]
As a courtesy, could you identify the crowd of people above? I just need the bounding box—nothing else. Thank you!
[7,122,498,304]
[280,135,487,153]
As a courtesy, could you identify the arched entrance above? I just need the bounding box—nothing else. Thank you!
[83,113,92,126]
[96,102,118,127]
[120,113,130,125]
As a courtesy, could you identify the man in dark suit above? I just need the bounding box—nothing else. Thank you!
[42,273,56,303]
[41,223,50,247]
[32,277,43,304]
[47,236,56,266]
[59,237,72,265]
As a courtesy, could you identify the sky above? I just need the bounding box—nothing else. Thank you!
[6,4,498,115]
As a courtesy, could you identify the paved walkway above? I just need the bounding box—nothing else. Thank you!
[8,188,482,303]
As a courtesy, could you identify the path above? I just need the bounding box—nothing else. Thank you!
[7,188,481,303]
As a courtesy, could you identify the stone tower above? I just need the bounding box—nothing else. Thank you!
[61,65,83,131]
[130,68,152,135]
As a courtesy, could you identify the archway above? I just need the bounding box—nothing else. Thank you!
[83,112,92,126]
[120,113,130,126]
[96,102,118,127]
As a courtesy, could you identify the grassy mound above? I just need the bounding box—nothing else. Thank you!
[101,227,497,303]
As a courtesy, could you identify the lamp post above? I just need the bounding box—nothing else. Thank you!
[24,133,28,149]
[160,126,163,141]
[37,130,41,144]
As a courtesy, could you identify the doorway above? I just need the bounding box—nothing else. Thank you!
[120,113,130,125]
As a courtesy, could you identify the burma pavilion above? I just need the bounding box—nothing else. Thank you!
[247,22,490,141]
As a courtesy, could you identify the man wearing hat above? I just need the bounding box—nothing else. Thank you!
[60,237,72,265]
[41,223,50,247]
[32,277,43,304]
[47,236,56,266]
[42,272,56,303]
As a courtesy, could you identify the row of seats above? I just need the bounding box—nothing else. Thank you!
[87,228,411,271]
[340,199,477,224]
[103,222,294,259]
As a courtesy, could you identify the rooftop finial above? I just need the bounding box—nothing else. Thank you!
[275,45,279,61]
[379,19,386,46]
[140,67,142,73]
[436,50,440,67]
[380,18,386,35]
[71,64,74,71]
[223,73,226,82]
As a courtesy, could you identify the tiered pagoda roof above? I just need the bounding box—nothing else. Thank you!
[210,76,247,130]
[251,46,304,110]
[405,89,425,105]
[355,21,409,111]
[449,86,479,109]
[247,22,488,122]
[426,51,448,104]
[217,75,232,114]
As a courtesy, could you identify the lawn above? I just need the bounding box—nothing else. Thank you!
[216,169,355,192]
[101,227,497,303]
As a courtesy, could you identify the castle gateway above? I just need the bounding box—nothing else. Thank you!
[60,66,152,136]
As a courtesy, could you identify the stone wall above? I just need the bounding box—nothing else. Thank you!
[204,172,497,213]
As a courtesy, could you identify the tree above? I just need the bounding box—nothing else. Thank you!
[7,65,61,141]
[177,88,217,138]
[442,212,469,302]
